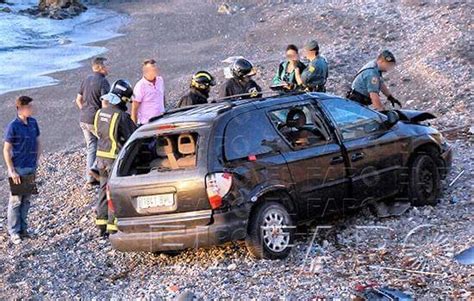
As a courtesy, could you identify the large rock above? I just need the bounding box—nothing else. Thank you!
[22,0,86,19]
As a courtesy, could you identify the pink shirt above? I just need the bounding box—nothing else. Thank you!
[133,76,165,124]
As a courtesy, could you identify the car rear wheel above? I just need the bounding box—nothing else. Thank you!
[245,202,295,260]
[409,154,441,206]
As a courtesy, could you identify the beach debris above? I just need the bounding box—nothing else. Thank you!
[227,263,237,271]
[450,196,459,204]
[217,3,236,15]
[354,283,413,301]
[454,246,474,265]
[176,290,197,301]
[449,169,465,187]
[373,201,411,218]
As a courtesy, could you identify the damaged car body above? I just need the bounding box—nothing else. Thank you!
[107,93,453,259]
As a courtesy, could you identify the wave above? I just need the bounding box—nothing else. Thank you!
[0,2,128,95]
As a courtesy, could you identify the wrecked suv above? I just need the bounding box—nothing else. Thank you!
[107,93,452,259]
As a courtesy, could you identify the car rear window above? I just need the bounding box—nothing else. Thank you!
[117,132,199,177]
[224,110,281,161]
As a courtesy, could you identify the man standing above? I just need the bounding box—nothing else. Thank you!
[3,96,41,244]
[75,57,110,186]
[177,71,216,108]
[132,59,165,126]
[219,58,262,100]
[347,50,402,110]
[295,40,329,92]
[94,80,136,237]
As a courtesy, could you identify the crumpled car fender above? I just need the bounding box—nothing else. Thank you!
[396,109,436,123]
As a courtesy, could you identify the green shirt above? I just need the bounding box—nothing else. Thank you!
[272,60,306,86]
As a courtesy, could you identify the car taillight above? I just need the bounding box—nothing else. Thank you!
[205,172,232,209]
[106,185,115,213]
[157,124,176,131]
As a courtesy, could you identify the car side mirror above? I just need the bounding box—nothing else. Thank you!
[384,110,400,128]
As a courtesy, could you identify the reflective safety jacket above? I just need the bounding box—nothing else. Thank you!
[94,105,137,161]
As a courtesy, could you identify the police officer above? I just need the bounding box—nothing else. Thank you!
[347,50,402,110]
[295,40,328,92]
[219,58,262,100]
[177,71,216,108]
[94,80,137,236]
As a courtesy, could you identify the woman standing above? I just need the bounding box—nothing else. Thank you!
[272,44,306,91]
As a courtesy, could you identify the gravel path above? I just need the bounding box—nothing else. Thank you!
[0,0,472,299]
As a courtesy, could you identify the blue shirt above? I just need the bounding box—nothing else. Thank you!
[351,60,384,97]
[3,117,40,169]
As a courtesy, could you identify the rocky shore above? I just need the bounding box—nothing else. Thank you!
[21,0,87,19]
[0,0,472,299]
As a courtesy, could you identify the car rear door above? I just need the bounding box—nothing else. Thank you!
[109,126,212,225]
[266,101,349,220]
[320,98,405,206]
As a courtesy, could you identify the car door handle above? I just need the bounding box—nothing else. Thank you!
[330,155,344,165]
[351,152,365,162]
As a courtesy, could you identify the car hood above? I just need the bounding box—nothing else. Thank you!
[396,109,436,123]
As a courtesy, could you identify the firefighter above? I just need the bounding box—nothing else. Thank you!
[295,40,329,92]
[177,71,216,108]
[347,50,402,110]
[94,80,137,236]
[219,58,262,100]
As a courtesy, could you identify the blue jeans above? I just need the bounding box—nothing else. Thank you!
[7,167,36,236]
[80,122,98,182]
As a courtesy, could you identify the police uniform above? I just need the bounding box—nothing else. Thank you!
[300,56,329,92]
[94,105,136,234]
[177,88,209,108]
[219,77,262,100]
[348,60,383,106]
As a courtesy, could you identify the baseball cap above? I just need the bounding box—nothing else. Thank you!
[304,40,319,51]
[380,50,396,63]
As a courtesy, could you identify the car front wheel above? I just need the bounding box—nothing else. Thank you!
[245,202,295,260]
[409,154,441,206]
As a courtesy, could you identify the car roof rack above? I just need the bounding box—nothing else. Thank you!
[148,90,309,123]
[208,89,305,103]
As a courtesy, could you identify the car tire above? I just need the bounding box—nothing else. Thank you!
[245,201,295,260]
[409,154,441,206]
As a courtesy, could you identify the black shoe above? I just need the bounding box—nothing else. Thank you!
[99,228,109,238]
[19,230,32,239]
[89,169,100,182]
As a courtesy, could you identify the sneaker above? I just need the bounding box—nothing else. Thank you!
[20,230,32,239]
[10,234,21,245]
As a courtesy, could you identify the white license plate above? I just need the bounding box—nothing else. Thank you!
[137,194,174,210]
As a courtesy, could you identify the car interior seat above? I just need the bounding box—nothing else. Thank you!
[177,133,197,168]
[150,136,178,170]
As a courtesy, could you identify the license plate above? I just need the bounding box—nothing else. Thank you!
[137,194,174,210]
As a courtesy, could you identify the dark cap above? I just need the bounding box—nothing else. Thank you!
[379,50,396,63]
[304,40,319,51]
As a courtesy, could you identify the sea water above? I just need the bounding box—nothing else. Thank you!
[0,0,128,95]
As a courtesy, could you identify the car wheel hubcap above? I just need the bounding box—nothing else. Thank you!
[418,160,435,198]
[262,209,290,252]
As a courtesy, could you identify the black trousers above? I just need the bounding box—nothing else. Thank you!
[95,160,117,233]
